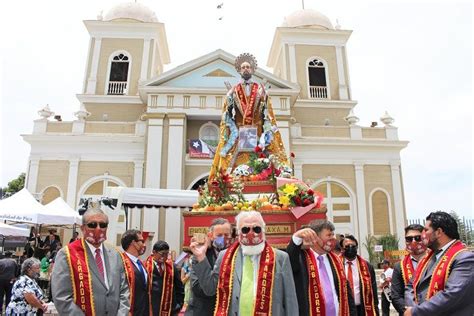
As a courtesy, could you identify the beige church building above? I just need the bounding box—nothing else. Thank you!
[23,3,408,256]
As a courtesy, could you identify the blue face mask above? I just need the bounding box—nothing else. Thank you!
[213,236,229,251]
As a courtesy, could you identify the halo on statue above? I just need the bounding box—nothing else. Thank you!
[234,52,258,72]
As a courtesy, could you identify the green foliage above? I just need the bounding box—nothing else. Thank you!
[363,234,378,266]
[1,173,25,198]
[449,211,474,245]
[363,233,399,266]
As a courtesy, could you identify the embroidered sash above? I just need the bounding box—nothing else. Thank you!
[120,252,136,314]
[305,251,350,316]
[145,256,174,316]
[65,239,96,316]
[356,256,377,316]
[413,240,466,302]
[235,83,259,125]
[214,242,276,316]
[401,255,415,286]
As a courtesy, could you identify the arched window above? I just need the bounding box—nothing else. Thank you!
[307,57,329,99]
[313,181,353,234]
[199,122,219,147]
[106,52,131,95]
[41,186,62,205]
[370,190,392,235]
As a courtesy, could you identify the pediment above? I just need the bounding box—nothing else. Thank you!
[142,49,299,91]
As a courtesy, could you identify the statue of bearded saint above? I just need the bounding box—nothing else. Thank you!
[209,53,291,181]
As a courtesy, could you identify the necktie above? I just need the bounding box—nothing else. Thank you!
[347,261,355,297]
[317,255,336,316]
[240,255,255,315]
[95,248,105,281]
[136,259,146,282]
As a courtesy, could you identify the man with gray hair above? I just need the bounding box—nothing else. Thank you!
[190,211,298,315]
[287,220,356,316]
[186,218,233,315]
[51,208,130,315]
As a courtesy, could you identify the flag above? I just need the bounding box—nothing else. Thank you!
[189,139,215,158]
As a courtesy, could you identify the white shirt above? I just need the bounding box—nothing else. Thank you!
[125,252,147,283]
[436,239,456,261]
[85,241,108,289]
[292,235,339,315]
[344,258,361,306]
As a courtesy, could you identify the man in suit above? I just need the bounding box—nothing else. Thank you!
[191,210,298,315]
[0,251,19,314]
[120,229,149,316]
[145,240,184,316]
[391,224,427,315]
[340,235,379,316]
[404,211,474,316]
[186,218,233,316]
[51,209,130,315]
[286,220,356,316]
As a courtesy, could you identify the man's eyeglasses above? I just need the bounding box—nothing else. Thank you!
[405,235,422,242]
[241,226,262,234]
[86,222,108,229]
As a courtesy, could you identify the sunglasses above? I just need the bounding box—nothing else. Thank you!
[86,222,108,229]
[241,226,262,234]
[405,235,422,242]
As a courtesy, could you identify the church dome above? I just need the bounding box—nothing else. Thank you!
[282,9,333,30]
[103,2,158,23]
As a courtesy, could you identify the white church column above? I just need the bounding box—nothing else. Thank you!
[140,38,151,82]
[26,157,40,193]
[86,37,102,94]
[164,207,183,254]
[335,45,349,100]
[133,160,144,188]
[354,163,369,258]
[145,115,165,188]
[66,158,80,208]
[277,119,291,157]
[288,44,297,83]
[390,162,406,249]
[166,114,186,189]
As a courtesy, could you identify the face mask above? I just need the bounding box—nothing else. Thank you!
[213,236,232,251]
[407,241,426,255]
[318,237,337,253]
[343,245,358,260]
[239,231,264,246]
[85,229,106,245]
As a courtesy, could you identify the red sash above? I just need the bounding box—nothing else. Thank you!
[120,253,137,315]
[413,240,467,302]
[235,83,259,125]
[145,256,174,316]
[65,239,96,316]
[214,242,276,316]
[305,251,349,316]
[356,256,377,316]
[401,255,416,286]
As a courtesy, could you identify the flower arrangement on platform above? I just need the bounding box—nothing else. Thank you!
[197,168,245,209]
[277,178,324,219]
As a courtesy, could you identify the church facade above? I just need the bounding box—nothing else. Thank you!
[23,3,408,255]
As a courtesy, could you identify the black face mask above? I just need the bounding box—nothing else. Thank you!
[343,245,358,260]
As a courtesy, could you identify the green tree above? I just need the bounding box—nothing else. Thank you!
[1,173,25,198]
[449,211,473,245]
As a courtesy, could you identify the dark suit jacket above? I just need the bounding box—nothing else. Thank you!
[150,262,184,316]
[412,249,474,316]
[185,247,218,316]
[391,260,414,315]
[130,262,149,316]
[286,239,357,316]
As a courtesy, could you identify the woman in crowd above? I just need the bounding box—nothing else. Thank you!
[5,257,48,315]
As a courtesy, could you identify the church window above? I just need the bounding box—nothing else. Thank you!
[314,181,352,234]
[371,190,391,235]
[106,52,131,95]
[199,122,219,147]
[307,58,329,99]
[41,186,62,205]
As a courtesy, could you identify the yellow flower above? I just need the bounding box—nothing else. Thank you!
[282,184,298,196]
[279,195,290,205]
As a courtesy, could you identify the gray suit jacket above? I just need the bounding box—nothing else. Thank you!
[51,241,130,316]
[193,246,298,316]
[412,249,474,316]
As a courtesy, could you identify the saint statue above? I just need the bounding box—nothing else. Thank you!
[209,53,291,182]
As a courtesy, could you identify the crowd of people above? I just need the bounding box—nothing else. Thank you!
[1,209,473,315]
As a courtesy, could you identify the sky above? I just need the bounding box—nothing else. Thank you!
[0,0,472,219]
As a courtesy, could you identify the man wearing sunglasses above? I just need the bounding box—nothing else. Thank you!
[286,220,356,316]
[190,211,298,315]
[145,240,184,316]
[51,209,130,316]
[186,218,233,316]
[390,224,427,315]
[404,211,474,316]
[120,229,149,316]
[340,235,379,316]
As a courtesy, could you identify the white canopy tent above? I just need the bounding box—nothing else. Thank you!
[0,222,30,237]
[105,187,198,208]
[44,197,82,225]
[0,188,80,225]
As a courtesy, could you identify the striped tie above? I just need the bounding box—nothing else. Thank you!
[95,248,105,280]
